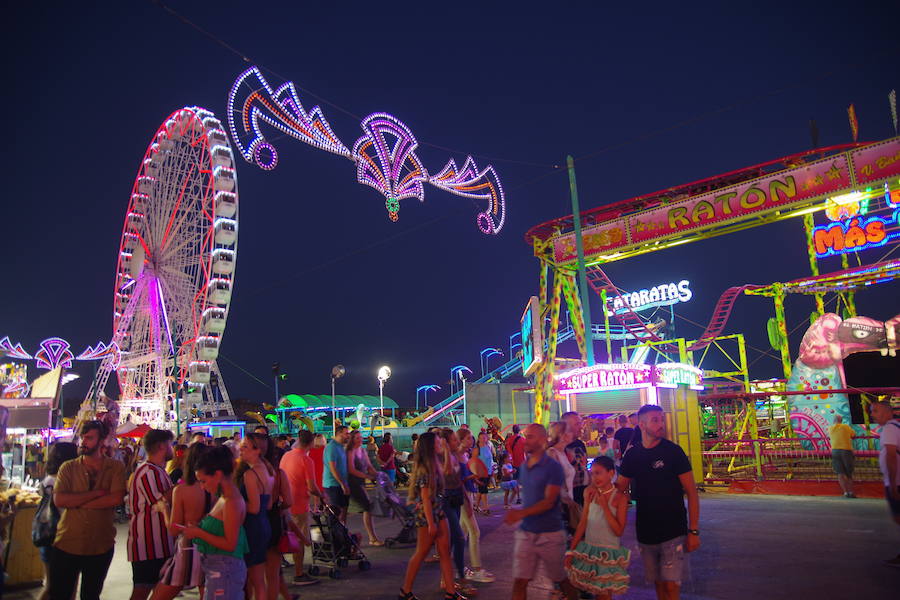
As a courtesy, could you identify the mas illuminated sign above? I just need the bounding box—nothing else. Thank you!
[813,215,896,258]
[521,296,544,377]
[604,280,692,316]
[555,362,703,394]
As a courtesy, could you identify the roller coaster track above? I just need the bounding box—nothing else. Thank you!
[586,265,759,352]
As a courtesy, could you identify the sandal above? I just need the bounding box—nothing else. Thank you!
[369,539,385,546]
[399,591,420,600]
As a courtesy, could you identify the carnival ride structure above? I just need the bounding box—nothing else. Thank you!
[521,137,900,422]
[83,107,240,428]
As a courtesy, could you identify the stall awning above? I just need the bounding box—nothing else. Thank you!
[278,394,398,410]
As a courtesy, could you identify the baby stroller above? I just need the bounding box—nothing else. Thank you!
[371,472,417,548]
[308,504,371,578]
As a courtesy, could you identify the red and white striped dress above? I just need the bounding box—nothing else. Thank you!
[127,461,175,562]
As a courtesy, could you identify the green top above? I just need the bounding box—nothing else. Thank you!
[193,515,249,558]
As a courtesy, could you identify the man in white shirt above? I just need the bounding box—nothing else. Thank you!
[223,431,241,459]
[870,399,900,568]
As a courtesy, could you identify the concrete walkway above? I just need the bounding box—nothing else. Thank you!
[6,491,899,599]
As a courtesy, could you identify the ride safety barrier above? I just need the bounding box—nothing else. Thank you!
[702,437,882,483]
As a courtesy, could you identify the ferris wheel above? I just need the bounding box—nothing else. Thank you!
[88,106,239,428]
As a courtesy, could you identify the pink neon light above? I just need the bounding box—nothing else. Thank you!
[34,338,74,370]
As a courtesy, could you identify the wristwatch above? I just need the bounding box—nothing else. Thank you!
[687,529,700,536]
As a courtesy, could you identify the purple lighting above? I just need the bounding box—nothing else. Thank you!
[353,113,427,221]
[225,66,507,234]
[226,66,350,168]
[429,157,506,234]
[34,338,74,370]
[76,341,121,369]
[0,336,32,360]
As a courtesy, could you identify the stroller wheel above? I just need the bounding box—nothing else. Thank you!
[308,565,320,576]
[358,560,372,571]
[329,568,342,579]
[337,558,349,568]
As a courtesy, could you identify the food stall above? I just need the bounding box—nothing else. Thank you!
[555,362,705,482]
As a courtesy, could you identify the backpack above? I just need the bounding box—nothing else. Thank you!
[32,482,60,547]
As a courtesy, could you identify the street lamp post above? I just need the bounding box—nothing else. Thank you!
[377,366,391,420]
[331,365,345,436]
[480,347,504,378]
[416,384,441,411]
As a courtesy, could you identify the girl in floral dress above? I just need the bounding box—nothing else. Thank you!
[565,456,630,598]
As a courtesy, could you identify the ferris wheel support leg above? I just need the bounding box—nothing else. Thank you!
[210,360,236,418]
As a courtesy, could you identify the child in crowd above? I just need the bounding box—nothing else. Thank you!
[565,456,630,599]
[499,454,518,510]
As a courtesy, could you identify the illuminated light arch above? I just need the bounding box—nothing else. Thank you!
[0,336,32,360]
[76,341,121,369]
[226,66,506,234]
[34,338,74,370]
[353,113,428,221]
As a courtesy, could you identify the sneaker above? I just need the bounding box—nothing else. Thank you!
[846,492,857,498]
[465,567,495,583]
[292,574,320,586]
[515,498,522,505]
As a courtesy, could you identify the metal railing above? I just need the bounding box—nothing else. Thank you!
[702,437,882,482]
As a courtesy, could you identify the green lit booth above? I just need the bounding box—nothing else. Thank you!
[275,394,399,434]
[555,362,704,483]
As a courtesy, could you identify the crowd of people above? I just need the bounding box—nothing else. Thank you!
[22,399,900,599]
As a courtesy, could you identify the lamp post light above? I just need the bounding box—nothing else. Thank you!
[480,347,504,377]
[450,365,472,397]
[509,332,522,358]
[416,384,441,411]
[377,365,391,419]
[331,365,345,436]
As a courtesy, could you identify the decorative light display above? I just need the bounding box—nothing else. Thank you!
[226,66,506,234]
[226,66,351,167]
[353,113,427,221]
[33,338,75,370]
[0,336,32,360]
[521,296,543,376]
[428,156,506,234]
[76,341,121,369]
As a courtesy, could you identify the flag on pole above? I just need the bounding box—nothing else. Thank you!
[890,90,897,135]
[847,104,859,142]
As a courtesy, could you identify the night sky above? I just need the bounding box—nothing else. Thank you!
[5,1,899,414]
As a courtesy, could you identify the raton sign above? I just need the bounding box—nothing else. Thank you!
[556,364,653,394]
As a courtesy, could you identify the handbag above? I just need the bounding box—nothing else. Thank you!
[277,515,301,553]
[32,483,59,547]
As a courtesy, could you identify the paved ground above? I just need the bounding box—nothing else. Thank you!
[6,490,899,599]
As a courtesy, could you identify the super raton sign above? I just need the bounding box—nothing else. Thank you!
[552,138,900,265]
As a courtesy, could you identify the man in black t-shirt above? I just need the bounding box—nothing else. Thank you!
[612,415,633,462]
[617,405,700,600]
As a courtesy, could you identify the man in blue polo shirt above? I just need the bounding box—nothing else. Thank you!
[323,425,350,523]
[504,423,578,600]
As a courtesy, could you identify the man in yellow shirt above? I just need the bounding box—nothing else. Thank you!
[829,415,856,498]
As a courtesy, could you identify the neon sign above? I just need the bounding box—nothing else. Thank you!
[655,363,704,390]
[555,362,704,394]
[521,296,544,377]
[813,216,893,258]
[605,280,692,316]
[556,363,653,394]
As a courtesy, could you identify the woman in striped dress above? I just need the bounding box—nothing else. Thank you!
[151,442,210,600]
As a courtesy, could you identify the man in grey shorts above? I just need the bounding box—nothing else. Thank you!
[616,405,700,600]
[503,423,578,600]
